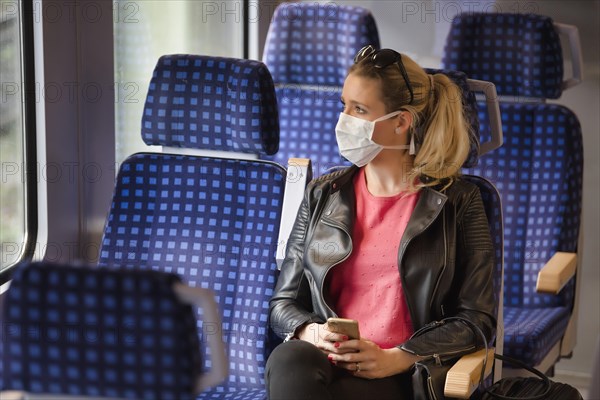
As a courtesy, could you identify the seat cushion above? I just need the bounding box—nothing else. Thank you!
[198,386,266,400]
[503,306,570,367]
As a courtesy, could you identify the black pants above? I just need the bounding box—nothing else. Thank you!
[265,340,413,400]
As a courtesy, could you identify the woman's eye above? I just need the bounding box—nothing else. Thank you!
[354,106,365,114]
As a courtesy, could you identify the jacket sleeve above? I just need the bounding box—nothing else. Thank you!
[401,186,497,358]
[269,185,326,340]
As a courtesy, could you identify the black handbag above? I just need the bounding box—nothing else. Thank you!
[412,358,454,400]
[410,316,583,400]
[410,317,490,400]
[482,353,583,400]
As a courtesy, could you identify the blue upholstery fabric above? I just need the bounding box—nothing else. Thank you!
[262,3,379,176]
[101,54,287,399]
[263,86,350,176]
[465,103,582,309]
[263,2,380,86]
[142,55,279,155]
[99,153,286,398]
[503,306,571,367]
[442,13,563,99]
[198,387,267,400]
[444,12,583,368]
[464,102,583,365]
[1,262,201,400]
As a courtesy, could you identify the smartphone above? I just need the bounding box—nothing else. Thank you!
[327,317,360,340]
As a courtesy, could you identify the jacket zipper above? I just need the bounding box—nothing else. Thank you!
[429,208,447,314]
[398,196,445,325]
[319,218,353,316]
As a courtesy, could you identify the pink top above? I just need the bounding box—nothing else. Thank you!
[328,168,420,348]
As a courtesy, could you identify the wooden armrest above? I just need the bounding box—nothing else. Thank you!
[288,157,311,167]
[536,252,577,294]
[0,391,26,400]
[444,348,495,399]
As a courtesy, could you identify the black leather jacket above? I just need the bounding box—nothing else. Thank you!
[269,166,496,358]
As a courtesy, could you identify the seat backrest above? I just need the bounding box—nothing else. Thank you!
[262,2,380,176]
[1,261,202,400]
[469,103,582,310]
[442,13,565,100]
[263,2,380,87]
[98,55,286,394]
[268,85,349,175]
[443,13,584,310]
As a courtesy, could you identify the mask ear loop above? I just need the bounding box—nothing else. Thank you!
[409,135,416,155]
[394,125,416,155]
[410,124,425,156]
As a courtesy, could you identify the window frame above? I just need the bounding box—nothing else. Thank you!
[0,0,38,285]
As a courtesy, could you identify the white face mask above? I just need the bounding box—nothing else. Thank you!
[335,111,412,167]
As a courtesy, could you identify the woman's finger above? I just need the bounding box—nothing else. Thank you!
[322,325,349,342]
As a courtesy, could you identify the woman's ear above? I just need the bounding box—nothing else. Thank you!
[394,111,413,135]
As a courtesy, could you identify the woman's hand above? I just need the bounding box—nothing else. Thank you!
[329,339,420,379]
[296,322,357,355]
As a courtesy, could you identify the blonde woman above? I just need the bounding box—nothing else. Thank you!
[265,46,495,399]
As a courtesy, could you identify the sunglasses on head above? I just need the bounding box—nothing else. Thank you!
[354,45,414,105]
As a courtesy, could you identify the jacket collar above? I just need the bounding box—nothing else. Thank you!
[329,165,359,193]
[401,187,447,251]
[325,166,448,245]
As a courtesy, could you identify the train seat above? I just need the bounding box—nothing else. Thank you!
[0,261,226,400]
[443,12,584,374]
[98,54,288,399]
[262,2,380,176]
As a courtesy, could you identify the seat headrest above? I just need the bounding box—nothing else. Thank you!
[142,55,279,155]
[263,2,380,86]
[425,68,480,168]
[442,13,563,99]
[2,261,202,398]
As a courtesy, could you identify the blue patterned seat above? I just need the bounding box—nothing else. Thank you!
[98,55,286,399]
[443,12,584,372]
[1,261,202,399]
[263,2,380,87]
[262,2,380,176]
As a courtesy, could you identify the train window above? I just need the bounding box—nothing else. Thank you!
[114,1,245,164]
[0,0,36,275]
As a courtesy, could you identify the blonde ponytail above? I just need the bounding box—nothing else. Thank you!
[409,73,471,189]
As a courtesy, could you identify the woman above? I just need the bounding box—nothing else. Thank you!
[265,46,496,400]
